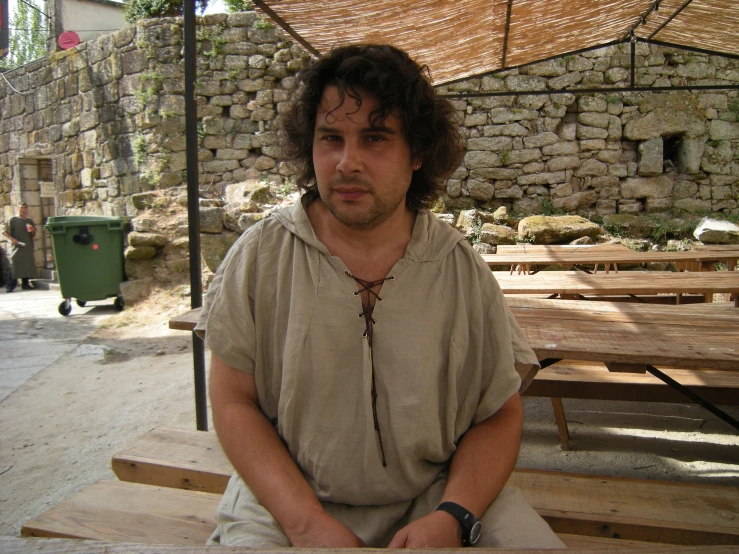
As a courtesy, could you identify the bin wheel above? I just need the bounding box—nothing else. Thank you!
[58,300,72,316]
[114,296,124,311]
[76,300,87,307]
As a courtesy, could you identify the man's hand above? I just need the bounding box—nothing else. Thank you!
[287,510,366,548]
[388,510,461,548]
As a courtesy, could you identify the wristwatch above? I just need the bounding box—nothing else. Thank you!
[436,501,482,546]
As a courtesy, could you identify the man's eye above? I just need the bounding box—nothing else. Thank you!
[366,135,387,143]
[322,135,341,142]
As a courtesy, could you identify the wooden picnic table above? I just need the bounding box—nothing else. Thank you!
[492,270,739,305]
[481,247,739,273]
[169,299,739,432]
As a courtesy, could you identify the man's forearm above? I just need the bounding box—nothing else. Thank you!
[213,387,323,534]
[441,393,523,517]
[210,355,363,546]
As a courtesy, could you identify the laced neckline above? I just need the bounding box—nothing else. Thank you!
[344,270,395,467]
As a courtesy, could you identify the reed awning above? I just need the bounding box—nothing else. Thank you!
[252,0,739,85]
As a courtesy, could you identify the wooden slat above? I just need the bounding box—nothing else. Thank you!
[510,469,739,545]
[525,361,739,404]
[10,537,739,554]
[21,481,220,545]
[492,271,739,296]
[483,251,739,267]
[112,427,231,494]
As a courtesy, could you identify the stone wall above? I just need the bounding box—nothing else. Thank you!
[1,13,739,257]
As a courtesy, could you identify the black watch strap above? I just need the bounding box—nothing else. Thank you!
[436,501,482,546]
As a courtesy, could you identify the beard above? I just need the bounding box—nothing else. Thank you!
[320,175,408,231]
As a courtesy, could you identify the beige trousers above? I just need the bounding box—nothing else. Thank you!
[208,473,566,549]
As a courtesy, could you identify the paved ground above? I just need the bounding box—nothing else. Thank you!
[0,288,116,402]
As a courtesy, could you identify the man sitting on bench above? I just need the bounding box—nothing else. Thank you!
[197,43,565,549]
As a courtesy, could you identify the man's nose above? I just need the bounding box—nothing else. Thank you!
[336,142,363,173]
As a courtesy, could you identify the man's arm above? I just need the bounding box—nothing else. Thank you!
[389,392,523,548]
[209,353,365,547]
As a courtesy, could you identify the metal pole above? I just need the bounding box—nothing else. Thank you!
[183,0,207,431]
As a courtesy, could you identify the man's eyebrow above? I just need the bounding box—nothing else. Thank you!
[315,124,396,135]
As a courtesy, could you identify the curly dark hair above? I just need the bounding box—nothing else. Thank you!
[278,44,464,212]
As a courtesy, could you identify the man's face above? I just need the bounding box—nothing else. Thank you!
[312,86,415,230]
[19,205,28,219]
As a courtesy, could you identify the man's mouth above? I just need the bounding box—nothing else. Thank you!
[333,185,370,201]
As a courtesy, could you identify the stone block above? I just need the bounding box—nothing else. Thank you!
[505,149,542,164]
[573,158,607,177]
[578,97,607,112]
[523,132,559,148]
[483,123,529,137]
[709,120,739,141]
[577,112,610,128]
[547,156,581,172]
[638,138,663,176]
[466,137,512,151]
[621,174,674,199]
[464,151,500,169]
[577,125,609,140]
[494,185,523,199]
[467,179,494,201]
[124,245,157,259]
[580,139,606,151]
[199,206,225,234]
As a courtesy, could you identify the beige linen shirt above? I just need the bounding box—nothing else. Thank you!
[200,194,539,508]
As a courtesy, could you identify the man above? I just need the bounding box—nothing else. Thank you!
[198,44,565,549]
[3,202,38,292]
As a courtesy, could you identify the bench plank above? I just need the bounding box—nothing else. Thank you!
[510,469,739,545]
[112,427,231,494]
[109,428,739,545]
[21,480,220,545]
[16,481,678,550]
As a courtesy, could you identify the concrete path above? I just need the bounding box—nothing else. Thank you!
[0,289,116,403]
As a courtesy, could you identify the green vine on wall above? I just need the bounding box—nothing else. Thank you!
[197,24,227,58]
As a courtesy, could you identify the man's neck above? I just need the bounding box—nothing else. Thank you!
[306,197,416,257]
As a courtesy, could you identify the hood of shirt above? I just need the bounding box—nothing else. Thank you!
[272,191,467,263]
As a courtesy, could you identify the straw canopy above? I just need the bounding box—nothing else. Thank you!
[252,0,739,85]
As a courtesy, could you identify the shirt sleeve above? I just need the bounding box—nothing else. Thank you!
[199,225,262,373]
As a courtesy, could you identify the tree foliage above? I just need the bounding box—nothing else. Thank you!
[0,0,47,69]
[123,0,210,24]
[225,0,253,12]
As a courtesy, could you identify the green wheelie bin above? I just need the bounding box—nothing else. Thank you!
[45,215,127,316]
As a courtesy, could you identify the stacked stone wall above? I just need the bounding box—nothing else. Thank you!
[1,14,738,239]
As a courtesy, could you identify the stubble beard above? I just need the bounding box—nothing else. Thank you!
[321,176,407,231]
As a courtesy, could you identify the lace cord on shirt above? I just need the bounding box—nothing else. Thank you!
[345,270,395,468]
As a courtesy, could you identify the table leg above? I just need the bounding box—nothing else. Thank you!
[646,366,739,431]
[550,398,570,451]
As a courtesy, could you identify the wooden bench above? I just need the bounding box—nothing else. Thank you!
[524,360,739,450]
[21,427,739,548]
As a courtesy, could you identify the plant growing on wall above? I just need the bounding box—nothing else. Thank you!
[0,0,47,69]
[123,0,210,24]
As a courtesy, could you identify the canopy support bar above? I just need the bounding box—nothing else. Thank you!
[648,0,694,40]
[500,0,513,70]
[442,82,739,99]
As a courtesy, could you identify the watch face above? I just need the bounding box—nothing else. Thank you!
[469,521,482,545]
